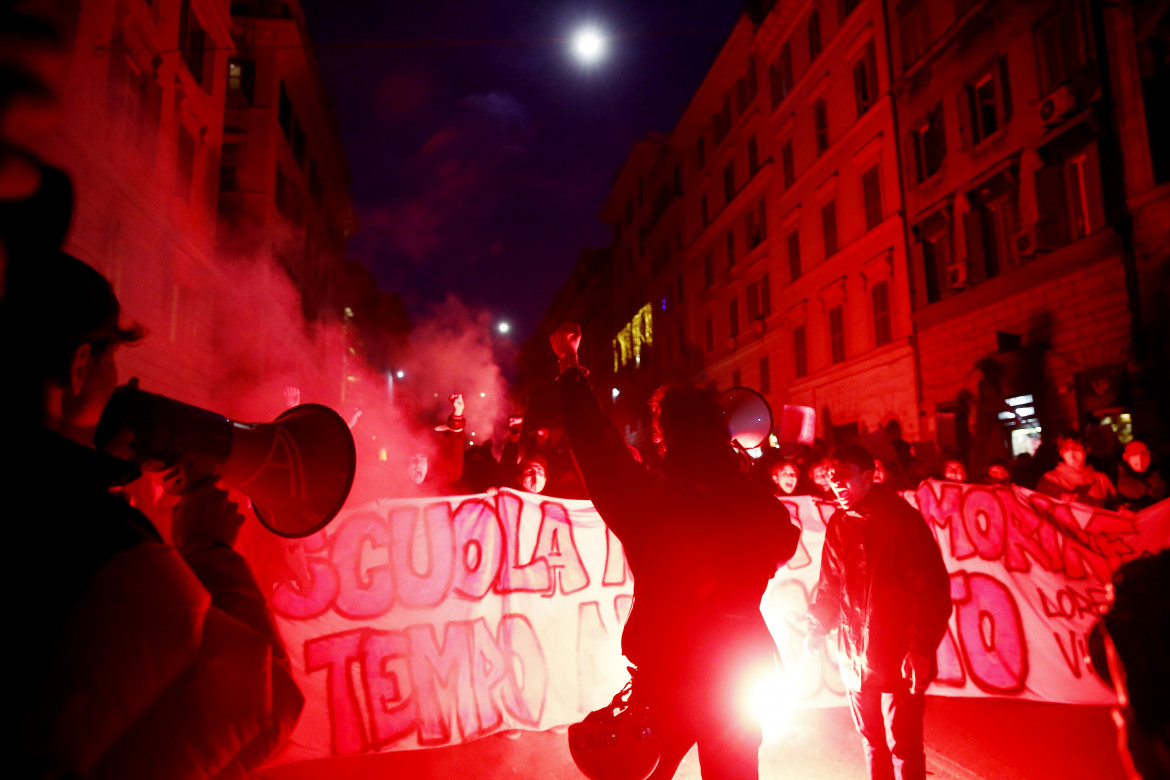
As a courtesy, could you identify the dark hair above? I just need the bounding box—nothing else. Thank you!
[649,384,729,449]
[2,250,144,391]
[830,444,876,474]
[1058,430,1086,447]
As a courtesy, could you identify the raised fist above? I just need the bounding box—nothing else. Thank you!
[549,323,581,361]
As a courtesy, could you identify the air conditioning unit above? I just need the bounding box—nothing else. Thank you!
[1013,227,1037,260]
[946,257,968,289]
[1039,85,1076,126]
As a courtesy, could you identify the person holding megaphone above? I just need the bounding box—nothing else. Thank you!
[2,250,306,779]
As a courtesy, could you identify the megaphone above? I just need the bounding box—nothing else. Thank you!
[94,383,356,538]
[719,386,774,450]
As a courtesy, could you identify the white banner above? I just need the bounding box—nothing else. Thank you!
[263,482,1169,764]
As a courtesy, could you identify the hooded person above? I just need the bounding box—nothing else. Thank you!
[550,322,800,779]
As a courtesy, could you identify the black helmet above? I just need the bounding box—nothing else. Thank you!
[567,681,661,780]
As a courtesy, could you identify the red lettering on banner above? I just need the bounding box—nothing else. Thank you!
[917,483,976,560]
[935,626,967,688]
[390,503,456,608]
[332,511,394,619]
[1053,629,1090,679]
[304,629,368,755]
[451,498,504,600]
[364,630,415,748]
[1038,585,1110,620]
[602,527,630,586]
[1001,490,1061,573]
[496,492,552,593]
[305,615,548,755]
[960,487,1005,560]
[271,531,340,619]
[949,571,1028,694]
[532,501,589,595]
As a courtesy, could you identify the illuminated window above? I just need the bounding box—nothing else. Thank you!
[853,40,878,118]
[769,42,794,108]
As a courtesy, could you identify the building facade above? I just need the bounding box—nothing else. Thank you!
[890,0,1165,470]
[29,0,363,414]
[533,0,1166,463]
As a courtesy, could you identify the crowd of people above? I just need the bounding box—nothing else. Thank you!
[753,425,1164,512]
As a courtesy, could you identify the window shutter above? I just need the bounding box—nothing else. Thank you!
[866,41,879,105]
[1034,162,1070,250]
[957,88,973,150]
[962,209,987,283]
[997,55,1013,123]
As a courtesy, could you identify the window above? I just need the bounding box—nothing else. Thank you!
[862,165,883,231]
[227,58,255,104]
[714,94,733,145]
[898,0,931,72]
[704,253,715,288]
[732,369,742,387]
[910,102,946,182]
[814,98,829,156]
[729,297,740,338]
[964,174,1020,284]
[736,59,758,112]
[853,40,878,117]
[723,162,736,203]
[821,200,839,258]
[705,316,715,352]
[179,0,206,87]
[872,280,892,346]
[176,125,195,200]
[698,136,706,169]
[829,305,846,364]
[748,273,772,320]
[760,356,771,394]
[701,195,709,227]
[787,229,802,281]
[748,135,760,177]
[1034,143,1102,249]
[781,141,795,188]
[794,325,808,378]
[961,58,1012,147]
[808,10,822,61]
[746,199,767,250]
[769,42,794,109]
[841,0,861,19]
[914,215,954,305]
[726,229,737,268]
[1036,6,1085,95]
[218,164,237,191]
[278,81,293,140]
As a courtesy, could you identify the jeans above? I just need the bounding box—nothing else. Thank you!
[847,686,926,780]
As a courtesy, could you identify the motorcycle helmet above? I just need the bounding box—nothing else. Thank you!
[567,682,661,780]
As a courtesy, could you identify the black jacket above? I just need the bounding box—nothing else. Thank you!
[558,369,800,683]
[808,485,952,692]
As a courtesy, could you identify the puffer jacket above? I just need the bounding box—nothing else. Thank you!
[807,485,952,692]
[557,368,800,687]
[13,428,303,779]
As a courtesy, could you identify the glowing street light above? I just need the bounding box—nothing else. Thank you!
[497,321,511,335]
[570,26,606,65]
[396,370,405,379]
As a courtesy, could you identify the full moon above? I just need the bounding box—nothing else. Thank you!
[571,27,606,64]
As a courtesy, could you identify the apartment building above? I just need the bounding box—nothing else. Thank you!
[889,0,1163,465]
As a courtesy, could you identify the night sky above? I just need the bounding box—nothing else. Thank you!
[303,1,743,343]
